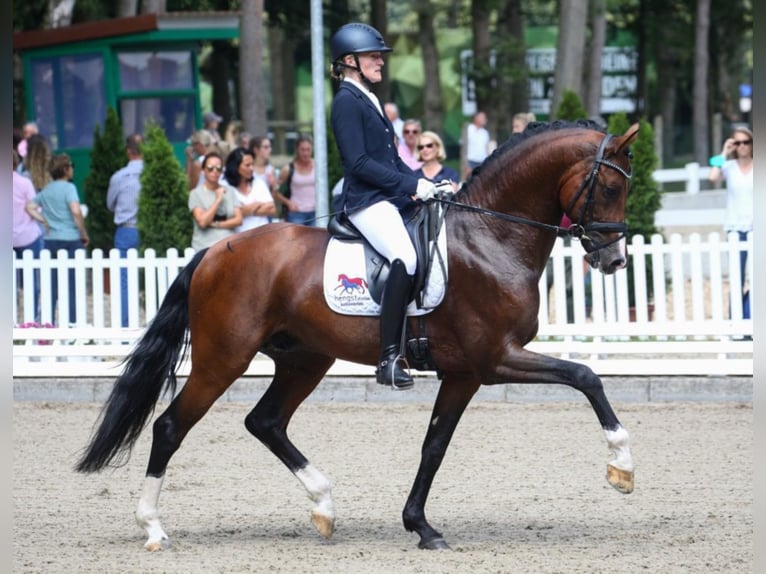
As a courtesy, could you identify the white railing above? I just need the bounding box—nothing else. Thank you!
[13,232,752,377]
[652,162,712,195]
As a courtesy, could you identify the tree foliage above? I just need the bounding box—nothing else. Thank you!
[554,90,588,121]
[608,112,659,241]
[137,122,193,252]
[608,111,661,304]
[83,107,125,253]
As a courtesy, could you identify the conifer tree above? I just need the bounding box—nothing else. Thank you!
[138,122,193,253]
[554,90,588,121]
[607,112,661,242]
[608,111,662,306]
[83,107,125,253]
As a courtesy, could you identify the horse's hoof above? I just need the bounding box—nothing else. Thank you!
[418,536,451,550]
[606,464,634,494]
[144,538,170,552]
[311,509,335,539]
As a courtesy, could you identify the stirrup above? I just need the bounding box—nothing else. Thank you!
[376,355,414,391]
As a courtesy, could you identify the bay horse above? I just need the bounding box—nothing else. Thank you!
[76,120,639,551]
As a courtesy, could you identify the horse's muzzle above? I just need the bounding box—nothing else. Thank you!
[584,237,627,274]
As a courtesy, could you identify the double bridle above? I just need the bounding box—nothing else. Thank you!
[433,133,632,248]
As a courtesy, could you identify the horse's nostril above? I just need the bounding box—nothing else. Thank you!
[609,258,626,273]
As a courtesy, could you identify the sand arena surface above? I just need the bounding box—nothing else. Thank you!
[14,400,752,573]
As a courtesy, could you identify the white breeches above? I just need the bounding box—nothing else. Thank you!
[348,201,417,275]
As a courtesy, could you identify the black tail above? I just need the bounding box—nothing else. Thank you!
[75,249,208,473]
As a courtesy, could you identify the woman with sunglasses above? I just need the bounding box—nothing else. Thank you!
[188,151,242,250]
[223,147,275,232]
[709,126,753,319]
[414,131,460,192]
[329,22,437,390]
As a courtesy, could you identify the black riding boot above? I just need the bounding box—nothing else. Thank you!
[376,259,414,390]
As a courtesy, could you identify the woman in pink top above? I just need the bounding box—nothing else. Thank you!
[13,150,44,321]
[275,134,316,225]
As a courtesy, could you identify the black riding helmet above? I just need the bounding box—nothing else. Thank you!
[330,23,392,63]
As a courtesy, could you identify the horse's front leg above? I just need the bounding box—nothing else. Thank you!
[402,374,481,550]
[496,347,634,494]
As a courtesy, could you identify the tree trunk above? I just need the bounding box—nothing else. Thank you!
[416,0,444,132]
[117,0,138,17]
[653,3,677,166]
[370,0,390,104]
[140,0,166,14]
[470,0,493,133]
[584,0,606,120]
[496,0,527,140]
[240,0,268,138]
[551,0,588,117]
[693,0,711,163]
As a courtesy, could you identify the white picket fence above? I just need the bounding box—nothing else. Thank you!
[13,231,752,378]
[652,162,712,195]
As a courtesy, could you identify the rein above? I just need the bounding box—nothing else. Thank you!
[433,132,632,245]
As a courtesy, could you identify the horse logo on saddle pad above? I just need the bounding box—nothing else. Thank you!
[323,203,449,316]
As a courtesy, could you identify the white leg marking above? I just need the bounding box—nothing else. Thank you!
[604,426,634,471]
[295,464,335,538]
[135,475,170,551]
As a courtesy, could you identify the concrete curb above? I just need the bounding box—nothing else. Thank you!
[13,375,752,403]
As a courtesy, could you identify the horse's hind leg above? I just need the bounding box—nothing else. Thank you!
[136,369,243,551]
[244,350,336,539]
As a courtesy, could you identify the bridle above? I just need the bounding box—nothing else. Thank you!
[433,133,632,248]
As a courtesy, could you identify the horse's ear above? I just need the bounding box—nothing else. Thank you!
[614,123,640,153]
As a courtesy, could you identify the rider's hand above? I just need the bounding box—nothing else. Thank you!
[415,179,437,201]
[435,179,456,195]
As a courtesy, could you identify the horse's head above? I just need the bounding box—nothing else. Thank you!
[563,123,640,274]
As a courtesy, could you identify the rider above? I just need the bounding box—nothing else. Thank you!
[329,23,437,390]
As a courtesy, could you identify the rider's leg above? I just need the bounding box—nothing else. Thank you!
[348,201,417,390]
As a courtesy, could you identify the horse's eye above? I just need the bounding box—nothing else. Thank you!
[603,185,621,198]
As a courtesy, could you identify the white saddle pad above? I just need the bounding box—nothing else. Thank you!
[323,229,448,317]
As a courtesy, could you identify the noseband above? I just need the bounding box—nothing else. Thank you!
[564,134,631,249]
[433,132,632,245]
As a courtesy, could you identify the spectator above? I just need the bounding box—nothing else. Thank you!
[512,112,536,134]
[203,111,223,143]
[106,133,144,327]
[224,120,242,150]
[26,153,89,325]
[17,121,39,160]
[709,126,753,319]
[397,119,423,170]
[13,150,44,322]
[384,102,404,141]
[19,134,52,192]
[185,129,214,190]
[249,136,279,206]
[414,131,460,192]
[329,22,437,390]
[222,147,275,232]
[188,152,242,250]
[274,134,316,225]
[464,110,490,179]
[238,130,252,149]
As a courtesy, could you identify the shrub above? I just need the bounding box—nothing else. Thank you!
[83,107,125,253]
[138,122,193,252]
[554,90,587,121]
[608,111,663,305]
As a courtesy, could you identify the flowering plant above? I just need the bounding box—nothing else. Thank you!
[14,322,55,345]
